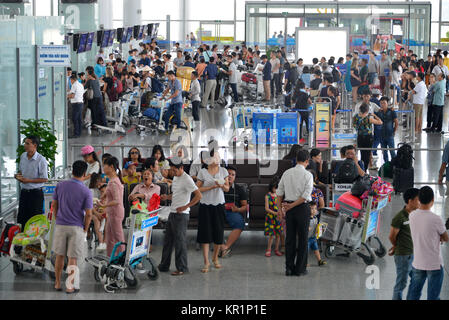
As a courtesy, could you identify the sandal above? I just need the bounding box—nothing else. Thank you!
[265,250,272,257]
[212,259,222,269]
[201,264,210,273]
[221,248,232,258]
[171,270,185,276]
[274,250,284,256]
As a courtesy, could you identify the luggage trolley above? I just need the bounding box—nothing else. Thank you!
[85,205,161,293]
[320,194,388,265]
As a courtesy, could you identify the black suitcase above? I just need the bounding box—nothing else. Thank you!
[393,167,414,194]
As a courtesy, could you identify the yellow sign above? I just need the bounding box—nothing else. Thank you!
[201,36,235,42]
[441,38,449,43]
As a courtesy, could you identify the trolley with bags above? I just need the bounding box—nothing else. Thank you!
[320,176,393,265]
[85,199,161,293]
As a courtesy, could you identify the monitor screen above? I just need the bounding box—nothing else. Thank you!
[72,33,80,52]
[78,33,88,53]
[117,28,124,43]
[101,30,110,48]
[138,25,144,40]
[108,29,115,47]
[85,32,95,52]
[152,23,159,38]
[147,24,153,38]
[126,27,133,43]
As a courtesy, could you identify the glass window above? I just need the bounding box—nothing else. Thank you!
[442,0,449,21]
[0,20,18,212]
[142,0,181,20]
[429,0,440,22]
[35,0,52,16]
[238,0,264,20]
[113,0,123,20]
[431,22,440,45]
[187,0,234,20]
[441,25,449,40]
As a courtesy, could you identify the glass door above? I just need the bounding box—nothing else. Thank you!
[199,21,235,48]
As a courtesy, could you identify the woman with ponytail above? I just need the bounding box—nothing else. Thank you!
[101,156,125,257]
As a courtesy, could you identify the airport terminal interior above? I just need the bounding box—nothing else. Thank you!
[1,0,449,301]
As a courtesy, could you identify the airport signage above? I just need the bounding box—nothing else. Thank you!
[38,45,71,67]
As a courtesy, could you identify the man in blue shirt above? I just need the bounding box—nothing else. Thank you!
[161,71,183,131]
[183,55,195,68]
[375,97,398,162]
[138,51,151,68]
[431,73,447,133]
[260,55,272,101]
[201,57,218,108]
[14,136,48,228]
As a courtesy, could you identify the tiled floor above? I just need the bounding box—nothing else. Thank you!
[1,103,449,300]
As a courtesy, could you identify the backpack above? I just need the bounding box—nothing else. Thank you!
[0,224,21,255]
[335,159,358,183]
[391,143,414,170]
[151,78,164,94]
[351,175,373,198]
[107,77,122,102]
[331,66,341,83]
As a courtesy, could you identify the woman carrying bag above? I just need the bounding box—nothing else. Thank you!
[353,103,383,172]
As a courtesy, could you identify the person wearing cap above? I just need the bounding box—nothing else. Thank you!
[140,66,153,93]
[161,71,183,132]
[122,162,140,192]
[81,145,101,187]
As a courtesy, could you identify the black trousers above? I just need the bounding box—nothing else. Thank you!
[160,213,189,272]
[357,134,373,172]
[17,189,44,228]
[192,100,200,121]
[431,105,443,132]
[285,203,311,274]
[426,103,434,129]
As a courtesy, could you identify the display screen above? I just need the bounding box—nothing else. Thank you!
[152,23,159,38]
[108,29,115,46]
[138,25,145,40]
[126,27,133,43]
[101,30,110,48]
[85,32,95,52]
[296,29,348,65]
[77,33,88,53]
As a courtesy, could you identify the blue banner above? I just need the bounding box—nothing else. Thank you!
[276,113,298,145]
[252,113,274,145]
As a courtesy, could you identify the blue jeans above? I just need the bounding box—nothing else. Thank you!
[230,83,238,103]
[381,136,396,162]
[163,102,182,130]
[393,255,413,300]
[368,72,377,85]
[71,102,83,136]
[406,266,444,300]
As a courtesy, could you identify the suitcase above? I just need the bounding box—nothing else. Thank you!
[320,209,344,242]
[338,216,364,250]
[242,73,257,84]
[335,191,363,219]
[393,167,414,194]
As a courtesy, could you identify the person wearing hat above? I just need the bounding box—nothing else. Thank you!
[81,145,101,187]
[122,161,141,193]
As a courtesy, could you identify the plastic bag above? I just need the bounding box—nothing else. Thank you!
[148,193,161,212]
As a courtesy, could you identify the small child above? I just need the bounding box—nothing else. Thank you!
[89,173,107,252]
[122,161,140,192]
[264,179,284,257]
[308,203,327,266]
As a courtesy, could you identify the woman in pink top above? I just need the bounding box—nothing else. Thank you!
[128,169,161,205]
[101,157,125,257]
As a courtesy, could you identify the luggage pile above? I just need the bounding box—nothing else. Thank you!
[320,175,393,265]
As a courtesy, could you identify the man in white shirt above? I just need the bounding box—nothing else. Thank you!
[159,158,202,276]
[411,72,428,133]
[355,90,380,115]
[190,71,201,123]
[270,51,281,98]
[407,187,448,300]
[226,55,239,104]
[277,150,314,277]
[67,74,85,138]
[431,56,449,80]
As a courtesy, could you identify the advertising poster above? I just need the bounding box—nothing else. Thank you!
[276,113,298,145]
[252,113,274,145]
[315,103,330,148]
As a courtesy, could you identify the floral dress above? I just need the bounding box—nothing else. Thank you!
[264,193,283,236]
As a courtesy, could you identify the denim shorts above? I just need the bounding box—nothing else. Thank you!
[225,211,245,230]
[308,237,319,251]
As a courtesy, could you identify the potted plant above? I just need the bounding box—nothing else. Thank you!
[16,119,58,177]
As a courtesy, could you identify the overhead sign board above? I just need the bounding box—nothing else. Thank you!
[38,45,71,67]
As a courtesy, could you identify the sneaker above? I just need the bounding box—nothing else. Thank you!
[318,260,327,266]
[96,243,106,252]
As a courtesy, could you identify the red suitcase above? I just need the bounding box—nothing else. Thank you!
[242,73,257,84]
[335,191,363,219]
